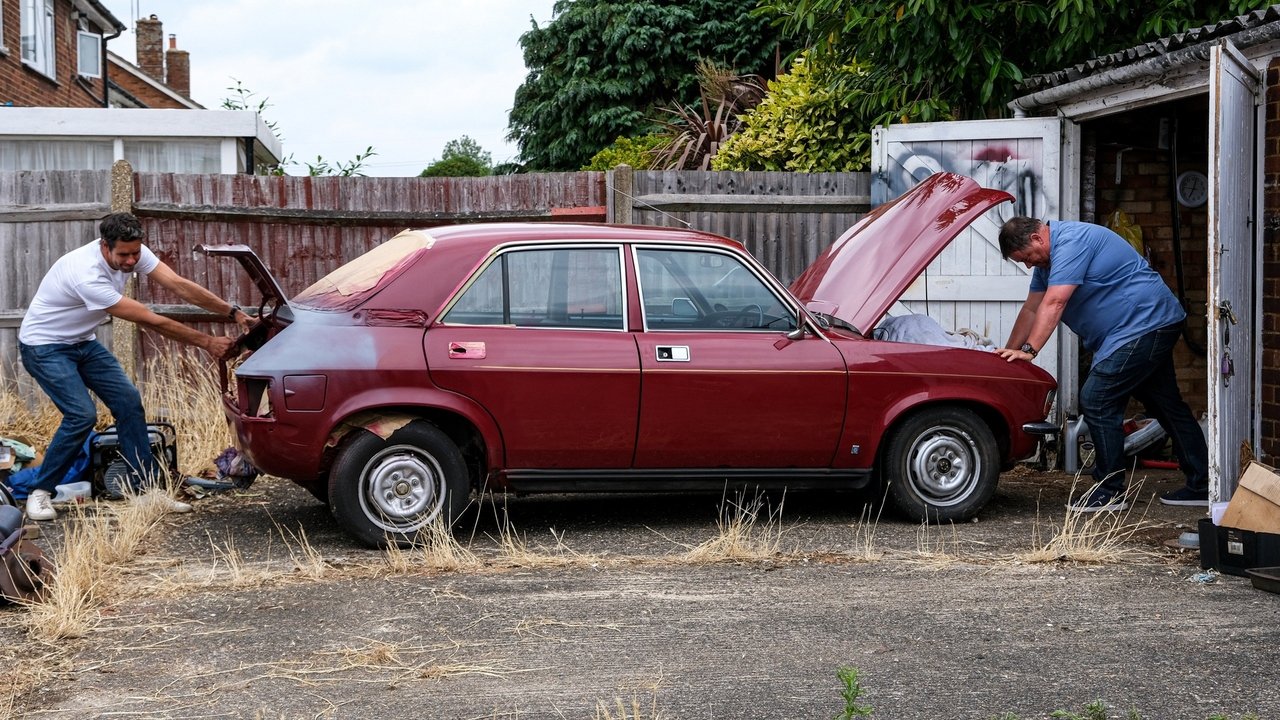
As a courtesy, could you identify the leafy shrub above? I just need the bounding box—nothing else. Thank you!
[712,53,874,173]
[582,134,666,171]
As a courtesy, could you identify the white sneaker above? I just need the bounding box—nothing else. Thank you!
[25,489,57,522]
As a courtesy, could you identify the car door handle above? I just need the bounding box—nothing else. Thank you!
[656,346,690,362]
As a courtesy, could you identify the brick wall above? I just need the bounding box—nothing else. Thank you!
[1092,117,1211,417]
[1262,59,1280,458]
[109,66,192,109]
[0,0,108,108]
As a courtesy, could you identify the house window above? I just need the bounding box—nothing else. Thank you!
[21,0,56,78]
[77,31,101,78]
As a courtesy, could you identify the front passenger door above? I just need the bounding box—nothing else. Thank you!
[632,247,847,468]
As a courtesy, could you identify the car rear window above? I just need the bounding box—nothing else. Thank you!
[293,230,433,309]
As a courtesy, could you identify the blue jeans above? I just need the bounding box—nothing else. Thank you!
[1080,324,1208,494]
[18,340,156,493]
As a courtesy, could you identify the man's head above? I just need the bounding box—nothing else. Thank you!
[98,212,147,273]
[999,216,1050,269]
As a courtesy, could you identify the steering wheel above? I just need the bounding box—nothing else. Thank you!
[705,304,765,328]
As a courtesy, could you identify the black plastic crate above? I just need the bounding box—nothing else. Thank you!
[1199,517,1280,577]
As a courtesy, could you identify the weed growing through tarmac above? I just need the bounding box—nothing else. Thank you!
[140,351,234,477]
[594,694,664,720]
[275,522,329,579]
[382,516,479,573]
[834,665,873,719]
[1019,476,1154,565]
[678,490,788,562]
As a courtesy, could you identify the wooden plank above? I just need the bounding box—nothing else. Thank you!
[0,202,112,222]
[631,193,868,213]
[133,202,581,226]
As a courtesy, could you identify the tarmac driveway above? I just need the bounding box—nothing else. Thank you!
[4,468,1278,720]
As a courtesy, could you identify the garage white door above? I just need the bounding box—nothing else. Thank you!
[871,117,1077,414]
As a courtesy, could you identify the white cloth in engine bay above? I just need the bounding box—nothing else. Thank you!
[872,314,996,351]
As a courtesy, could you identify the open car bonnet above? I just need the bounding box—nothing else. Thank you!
[789,172,1013,335]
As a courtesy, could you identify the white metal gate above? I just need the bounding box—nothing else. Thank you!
[1206,39,1261,500]
[871,118,1074,404]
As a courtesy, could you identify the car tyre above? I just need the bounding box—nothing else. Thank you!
[882,407,999,523]
[328,421,470,548]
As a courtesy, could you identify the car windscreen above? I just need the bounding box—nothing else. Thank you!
[293,230,432,310]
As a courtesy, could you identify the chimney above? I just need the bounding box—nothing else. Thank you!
[136,15,164,83]
[166,34,191,98]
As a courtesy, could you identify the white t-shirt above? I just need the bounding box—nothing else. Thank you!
[19,240,160,345]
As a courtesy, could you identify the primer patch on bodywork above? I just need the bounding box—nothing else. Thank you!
[325,411,415,448]
[295,230,434,307]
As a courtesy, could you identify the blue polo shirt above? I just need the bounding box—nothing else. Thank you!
[1029,221,1185,364]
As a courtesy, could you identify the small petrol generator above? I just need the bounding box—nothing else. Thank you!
[90,422,179,499]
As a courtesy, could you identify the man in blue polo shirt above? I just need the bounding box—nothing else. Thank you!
[994,217,1208,512]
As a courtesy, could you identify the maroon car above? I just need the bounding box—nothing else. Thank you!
[209,172,1056,547]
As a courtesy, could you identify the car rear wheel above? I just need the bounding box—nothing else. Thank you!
[882,407,998,523]
[328,421,470,548]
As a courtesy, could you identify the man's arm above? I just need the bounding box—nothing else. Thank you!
[995,285,1075,363]
[1003,291,1045,350]
[147,261,252,330]
[106,295,235,358]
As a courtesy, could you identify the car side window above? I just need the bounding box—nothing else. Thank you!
[636,248,796,331]
[443,247,624,330]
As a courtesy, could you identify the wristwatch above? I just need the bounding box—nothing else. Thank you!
[1019,342,1038,358]
[227,304,242,320]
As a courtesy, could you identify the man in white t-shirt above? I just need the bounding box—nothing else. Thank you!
[18,212,251,521]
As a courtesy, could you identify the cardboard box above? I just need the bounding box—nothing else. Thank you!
[1219,462,1280,534]
[1199,517,1280,577]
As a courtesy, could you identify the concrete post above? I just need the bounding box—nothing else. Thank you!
[110,160,139,382]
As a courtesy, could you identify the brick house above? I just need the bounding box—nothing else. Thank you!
[1,2,278,172]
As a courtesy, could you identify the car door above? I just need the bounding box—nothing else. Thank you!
[632,246,847,468]
[426,245,639,469]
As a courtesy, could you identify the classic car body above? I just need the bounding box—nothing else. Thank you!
[209,172,1056,546]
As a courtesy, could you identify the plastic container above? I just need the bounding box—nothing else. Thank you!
[51,481,91,505]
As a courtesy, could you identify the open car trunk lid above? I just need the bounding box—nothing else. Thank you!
[789,172,1013,335]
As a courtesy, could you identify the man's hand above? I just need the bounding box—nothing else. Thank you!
[994,347,1036,363]
[203,335,237,359]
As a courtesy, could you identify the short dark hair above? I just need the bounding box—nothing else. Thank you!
[998,216,1042,259]
[99,213,145,249]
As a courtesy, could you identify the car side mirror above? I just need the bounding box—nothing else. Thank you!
[786,326,807,341]
[671,297,697,317]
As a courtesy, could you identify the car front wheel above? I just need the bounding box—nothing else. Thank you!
[882,407,999,523]
[328,421,470,548]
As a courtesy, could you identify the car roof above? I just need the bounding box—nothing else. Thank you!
[419,222,746,252]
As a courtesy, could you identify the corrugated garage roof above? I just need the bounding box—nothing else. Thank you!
[1017,4,1280,93]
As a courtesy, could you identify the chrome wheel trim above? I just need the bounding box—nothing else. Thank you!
[905,425,981,507]
[358,444,446,533]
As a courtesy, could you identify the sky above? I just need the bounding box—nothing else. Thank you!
[103,0,559,176]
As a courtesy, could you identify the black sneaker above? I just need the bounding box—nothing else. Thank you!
[1066,486,1129,513]
[1159,486,1209,507]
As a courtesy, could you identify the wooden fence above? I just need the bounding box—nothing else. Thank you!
[1,166,870,398]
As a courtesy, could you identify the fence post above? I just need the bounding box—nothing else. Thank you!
[608,164,634,224]
[109,160,139,382]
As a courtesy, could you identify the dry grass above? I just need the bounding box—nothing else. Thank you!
[22,492,174,643]
[678,491,788,563]
[1019,477,1154,564]
[276,523,330,580]
[487,501,600,569]
[594,694,664,720]
[139,350,235,477]
[383,517,481,574]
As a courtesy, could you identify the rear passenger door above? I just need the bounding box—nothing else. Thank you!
[426,245,640,469]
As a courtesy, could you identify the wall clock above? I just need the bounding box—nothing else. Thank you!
[1176,170,1208,208]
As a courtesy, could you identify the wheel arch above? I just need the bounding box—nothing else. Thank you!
[323,400,500,492]
[877,398,1012,468]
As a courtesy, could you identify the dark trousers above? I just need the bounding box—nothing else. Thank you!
[1080,324,1208,494]
[18,339,156,493]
